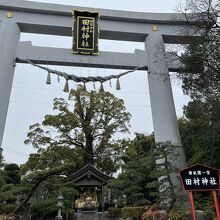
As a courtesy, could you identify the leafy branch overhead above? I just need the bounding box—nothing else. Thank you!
[13,162,76,214]
[178,0,220,100]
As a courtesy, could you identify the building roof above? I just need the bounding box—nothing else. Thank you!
[69,164,112,186]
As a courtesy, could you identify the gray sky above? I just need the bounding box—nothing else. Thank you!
[2,0,190,165]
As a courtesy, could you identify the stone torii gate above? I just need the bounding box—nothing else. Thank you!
[0,0,194,187]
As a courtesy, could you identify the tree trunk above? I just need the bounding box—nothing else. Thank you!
[84,134,94,165]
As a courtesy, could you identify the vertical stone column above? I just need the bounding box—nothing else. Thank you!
[0,19,20,150]
[145,33,186,188]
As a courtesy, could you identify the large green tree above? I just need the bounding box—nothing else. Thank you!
[178,101,220,168]
[24,86,131,175]
[177,0,220,168]
[10,87,130,218]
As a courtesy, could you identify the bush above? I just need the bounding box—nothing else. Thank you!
[0,176,6,189]
[121,206,146,220]
[108,207,121,217]
[168,209,190,220]
[169,209,213,220]
[141,207,168,220]
[1,204,16,214]
[31,198,57,216]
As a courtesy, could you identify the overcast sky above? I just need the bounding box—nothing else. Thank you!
[2,0,190,165]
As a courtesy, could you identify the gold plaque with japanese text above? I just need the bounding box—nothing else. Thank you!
[72,10,99,55]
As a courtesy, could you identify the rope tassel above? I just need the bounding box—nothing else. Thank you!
[63,80,69,93]
[93,81,96,90]
[46,72,51,84]
[99,83,104,92]
[83,83,87,92]
[116,78,121,90]
[57,75,60,83]
[109,79,112,88]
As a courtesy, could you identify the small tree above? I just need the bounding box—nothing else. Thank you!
[12,162,76,215]
[108,135,183,210]
[108,134,157,206]
[0,163,20,215]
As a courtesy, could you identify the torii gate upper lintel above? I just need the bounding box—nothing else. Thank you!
[0,0,201,188]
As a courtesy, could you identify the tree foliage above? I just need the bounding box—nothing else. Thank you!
[177,0,220,168]
[24,86,131,175]
[178,102,220,168]
[179,0,219,100]
[3,163,20,185]
[108,134,181,211]
[0,87,131,218]
[13,162,76,215]
[0,163,20,215]
[181,0,219,29]
[0,161,76,217]
[108,133,156,206]
[180,32,220,100]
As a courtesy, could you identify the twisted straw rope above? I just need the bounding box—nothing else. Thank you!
[22,59,147,83]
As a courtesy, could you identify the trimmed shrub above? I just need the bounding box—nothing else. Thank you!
[121,206,146,219]
[169,209,213,220]
[168,209,190,220]
[108,207,121,217]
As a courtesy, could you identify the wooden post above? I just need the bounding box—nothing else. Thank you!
[212,191,220,220]
[101,185,105,212]
[189,191,196,220]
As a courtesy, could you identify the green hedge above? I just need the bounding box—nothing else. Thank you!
[168,209,213,220]
[108,207,121,217]
[121,206,146,219]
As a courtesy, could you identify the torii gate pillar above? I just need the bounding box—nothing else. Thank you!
[0,20,20,148]
[145,33,186,187]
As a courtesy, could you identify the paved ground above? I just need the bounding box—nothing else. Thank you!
[73,212,122,220]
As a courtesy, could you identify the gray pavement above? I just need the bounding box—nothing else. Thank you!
[73,212,122,220]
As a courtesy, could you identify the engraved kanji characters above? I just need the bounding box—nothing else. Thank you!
[80,18,94,48]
